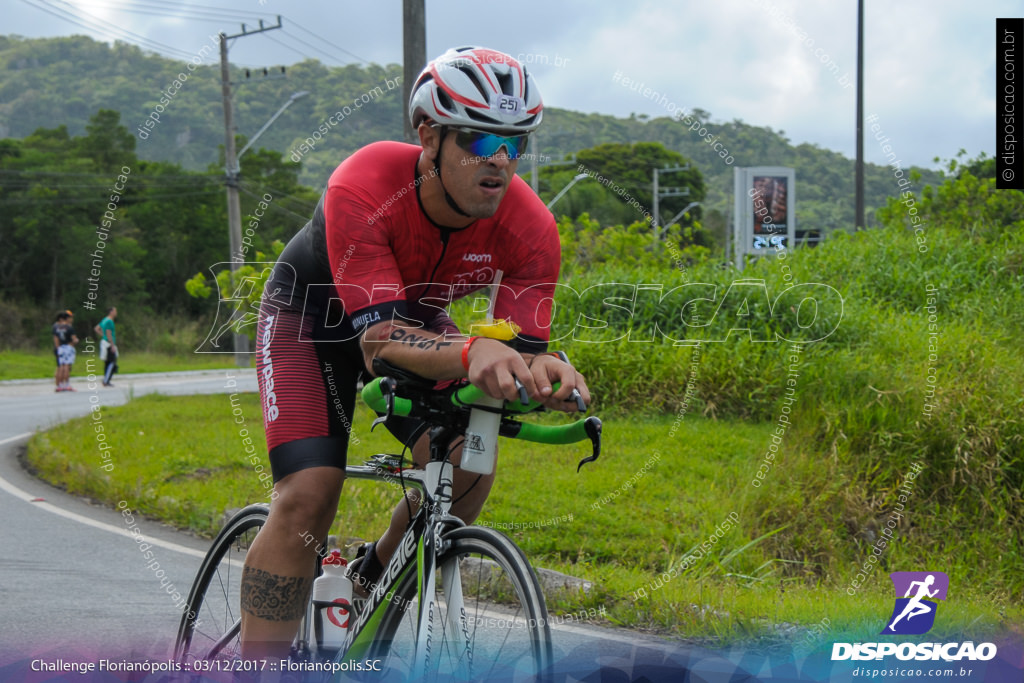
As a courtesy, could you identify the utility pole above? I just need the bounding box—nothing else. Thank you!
[652,167,659,233]
[219,16,282,366]
[403,0,426,142]
[855,0,865,230]
[652,165,690,240]
[531,131,539,194]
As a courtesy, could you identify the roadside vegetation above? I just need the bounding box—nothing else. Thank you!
[21,159,1024,644]
[0,348,236,381]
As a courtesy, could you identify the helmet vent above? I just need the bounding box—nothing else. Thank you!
[435,87,454,112]
[495,71,514,97]
[465,108,500,125]
[459,67,490,101]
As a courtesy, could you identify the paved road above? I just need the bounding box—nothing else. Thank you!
[0,370,753,681]
[0,370,257,659]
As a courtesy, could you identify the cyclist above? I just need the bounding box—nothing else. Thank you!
[241,46,591,659]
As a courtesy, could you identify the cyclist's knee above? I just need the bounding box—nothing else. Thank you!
[269,467,344,529]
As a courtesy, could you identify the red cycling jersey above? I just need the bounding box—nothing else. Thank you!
[323,141,559,347]
[255,141,560,476]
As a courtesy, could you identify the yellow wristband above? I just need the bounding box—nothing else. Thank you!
[469,318,521,341]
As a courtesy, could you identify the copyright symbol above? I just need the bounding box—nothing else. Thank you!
[1003,169,1015,182]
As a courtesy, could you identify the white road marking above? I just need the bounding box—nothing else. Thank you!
[0,432,205,559]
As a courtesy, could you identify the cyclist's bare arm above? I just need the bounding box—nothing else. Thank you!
[361,321,589,412]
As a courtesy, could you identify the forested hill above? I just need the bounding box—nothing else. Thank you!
[1,35,940,229]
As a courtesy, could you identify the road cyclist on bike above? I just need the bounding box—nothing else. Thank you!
[240,45,591,661]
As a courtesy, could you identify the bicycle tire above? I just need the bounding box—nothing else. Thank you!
[365,525,553,682]
[174,503,269,664]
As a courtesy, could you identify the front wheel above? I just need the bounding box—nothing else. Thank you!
[367,525,553,682]
[174,504,269,664]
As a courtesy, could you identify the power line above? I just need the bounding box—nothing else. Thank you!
[237,183,315,224]
[1,183,216,190]
[238,184,314,209]
[259,32,313,64]
[0,171,218,181]
[0,189,222,205]
[57,1,375,66]
[24,0,199,62]
[25,0,378,71]
[284,19,372,65]
[65,0,274,24]
[23,0,195,61]
[278,29,354,66]
[61,2,314,70]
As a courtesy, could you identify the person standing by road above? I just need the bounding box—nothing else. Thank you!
[52,310,78,392]
[52,311,64,391]
[95,306,118,387]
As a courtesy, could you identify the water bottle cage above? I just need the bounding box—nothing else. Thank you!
[313,598,352,629]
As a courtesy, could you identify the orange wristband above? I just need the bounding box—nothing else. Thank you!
[527,351,559,368]
[461,336,481,371]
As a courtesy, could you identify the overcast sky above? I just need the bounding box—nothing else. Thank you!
[6,0,1014,170]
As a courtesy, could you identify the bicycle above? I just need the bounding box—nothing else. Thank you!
[174,356,602,681]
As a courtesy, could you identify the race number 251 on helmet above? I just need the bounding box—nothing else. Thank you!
[409,46,544,134]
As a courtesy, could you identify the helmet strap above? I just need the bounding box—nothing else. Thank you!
[433,127,473,218]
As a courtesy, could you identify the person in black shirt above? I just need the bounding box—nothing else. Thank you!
[52,310,78,392]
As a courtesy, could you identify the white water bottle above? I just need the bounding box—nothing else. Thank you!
[461,395,503,475]
[312,550,352,652]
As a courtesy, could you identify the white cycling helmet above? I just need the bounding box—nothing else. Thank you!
[409,46,544,133]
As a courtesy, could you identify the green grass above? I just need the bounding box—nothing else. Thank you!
[0,349,240,381]
[543,179,1024,611]
[24,392,1022,645]
[17,169,1024,644]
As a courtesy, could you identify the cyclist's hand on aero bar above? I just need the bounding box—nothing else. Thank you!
[466,337,540,404]
[527,353,591,413]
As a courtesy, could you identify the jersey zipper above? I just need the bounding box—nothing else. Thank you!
[417,228,451,307]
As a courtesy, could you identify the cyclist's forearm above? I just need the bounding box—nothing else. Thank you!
[361,322,465,380]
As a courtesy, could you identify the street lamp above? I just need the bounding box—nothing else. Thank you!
[235,90,310,168]
[664,201,701,229]
[546,173,591,210]
[224,90,310,365]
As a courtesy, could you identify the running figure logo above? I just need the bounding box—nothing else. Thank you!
[882,571,949,635]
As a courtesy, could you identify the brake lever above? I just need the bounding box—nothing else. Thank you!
[568,388,586,412]
[513,377,530,406]
[577,416,602,472]
[550,352,585,411]
[370,376,398,431]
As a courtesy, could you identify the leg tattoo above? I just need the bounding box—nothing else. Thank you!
[240,567,312,622]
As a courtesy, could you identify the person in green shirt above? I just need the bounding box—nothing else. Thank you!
[94,306,118,387]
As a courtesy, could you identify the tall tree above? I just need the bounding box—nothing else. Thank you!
[76,109,136,171]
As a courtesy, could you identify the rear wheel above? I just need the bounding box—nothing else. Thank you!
[367,525,553,681]
[174,504,268,664]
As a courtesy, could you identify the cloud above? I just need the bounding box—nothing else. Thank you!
[4,0,1005,168]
